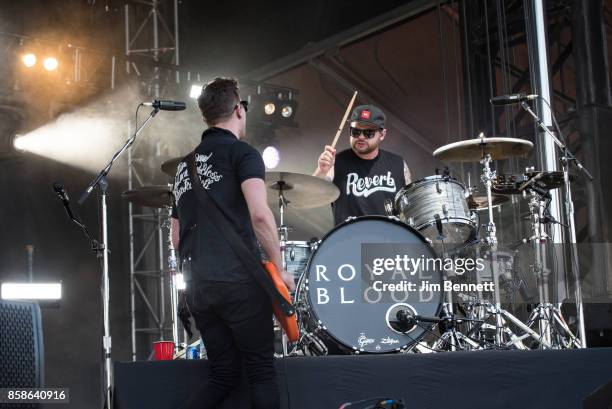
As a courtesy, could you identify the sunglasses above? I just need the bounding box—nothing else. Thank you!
[349,127,379,139]
[236,100,249,112]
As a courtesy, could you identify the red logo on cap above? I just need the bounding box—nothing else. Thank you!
[360,110,371,120]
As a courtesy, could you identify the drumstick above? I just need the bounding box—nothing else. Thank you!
[330,91,358,149]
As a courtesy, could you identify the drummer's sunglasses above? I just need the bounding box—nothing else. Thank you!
[349,127,379,139]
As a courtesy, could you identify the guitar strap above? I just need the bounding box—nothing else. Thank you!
[187,151,295,316]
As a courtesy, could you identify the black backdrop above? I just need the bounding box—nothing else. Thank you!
[0,155,132,408]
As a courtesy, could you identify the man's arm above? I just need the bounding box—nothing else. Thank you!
[313,145,336,181]
[241,178,295,291]
[403,161,412,185]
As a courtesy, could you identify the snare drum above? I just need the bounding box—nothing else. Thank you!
[296,216,443,354]
[394,175,475,246]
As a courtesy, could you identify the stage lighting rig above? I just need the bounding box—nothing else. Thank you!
[245,83,299,128]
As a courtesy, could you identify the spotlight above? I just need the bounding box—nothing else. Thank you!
[264,102,276,115]
[190,84,202,99]
[43,57,59,72]
[13,135,28,151]
[22,53,37,68]
[1,282,62,300]
[262,146,280,169]
[281,105,293,118]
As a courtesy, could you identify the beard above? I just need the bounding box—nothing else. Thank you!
[351,139,378,155]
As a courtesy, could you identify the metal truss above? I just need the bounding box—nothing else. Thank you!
[124,0,182,360]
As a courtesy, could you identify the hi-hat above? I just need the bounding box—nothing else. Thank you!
[266,172,339,209]
[122,185,173,208]
[433,135,533,162]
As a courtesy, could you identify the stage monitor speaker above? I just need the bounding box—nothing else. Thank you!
[0,300,44,408]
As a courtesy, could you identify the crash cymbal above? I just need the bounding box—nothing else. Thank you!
[433,135,533,162]
[467,193,509,210]
[265,171,340,209]
[122,185,173,208]
[161,157,183,178]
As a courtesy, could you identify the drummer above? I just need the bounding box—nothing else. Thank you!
[313,104,412,225]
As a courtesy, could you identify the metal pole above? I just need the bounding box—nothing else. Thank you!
[100,181,113,409]
[173,0,180,84]
[152,0,160,98]
[157,209,166,340]
[530,0,564,246]
[125,3,131,74]
[26,245,34,282]
[128,138,137,361]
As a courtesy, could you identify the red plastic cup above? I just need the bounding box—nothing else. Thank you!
[153,341,174,360]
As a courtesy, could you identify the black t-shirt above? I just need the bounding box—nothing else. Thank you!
[332,148,405,225]
[171,127,265,282]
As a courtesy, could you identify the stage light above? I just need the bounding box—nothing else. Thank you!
[22,53,37,68]
[1,282,62,300]
[190,84,202,99]
[264,102,276,115]
[13,135,28,151]
[43,57,59,72]
[281,105,293,118]
[262,146,280,169]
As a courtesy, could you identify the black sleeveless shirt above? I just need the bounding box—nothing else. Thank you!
[332,148,405,225]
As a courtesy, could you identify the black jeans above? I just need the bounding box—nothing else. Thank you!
[183,280,279,409]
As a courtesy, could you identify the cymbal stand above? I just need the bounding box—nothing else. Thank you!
[520,100,592,347]
[274,181,291,356]
[166,207,181,354]
[522,188,581,348]
[480,152,551,349]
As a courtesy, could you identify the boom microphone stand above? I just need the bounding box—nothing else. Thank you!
[519,99,593,348]
[78,105,160,409]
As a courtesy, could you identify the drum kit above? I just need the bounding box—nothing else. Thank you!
[122,132,582,356]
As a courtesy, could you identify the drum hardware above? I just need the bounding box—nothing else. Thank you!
[433,133,549,348]
[515,184,581,348]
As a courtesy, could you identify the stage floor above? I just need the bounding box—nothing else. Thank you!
[114,348,612,409]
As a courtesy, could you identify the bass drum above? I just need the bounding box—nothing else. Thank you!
[296,216,443,354]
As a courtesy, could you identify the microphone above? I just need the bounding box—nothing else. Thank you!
[143,100,186,111]
[53,182,76,221]
[490,93,538,106]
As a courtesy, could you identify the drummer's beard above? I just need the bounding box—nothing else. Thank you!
[351,138,379,155]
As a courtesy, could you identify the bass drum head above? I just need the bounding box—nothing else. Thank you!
[298,216,443,353]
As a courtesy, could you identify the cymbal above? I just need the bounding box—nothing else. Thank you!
[433,136,533,162]
[467,193,509,210]
[161,157,183,178]
[265,171,340,209]
[122,185,173,208]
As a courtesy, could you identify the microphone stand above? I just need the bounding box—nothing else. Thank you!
[520,100,592,347]
[78,106,159,409]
